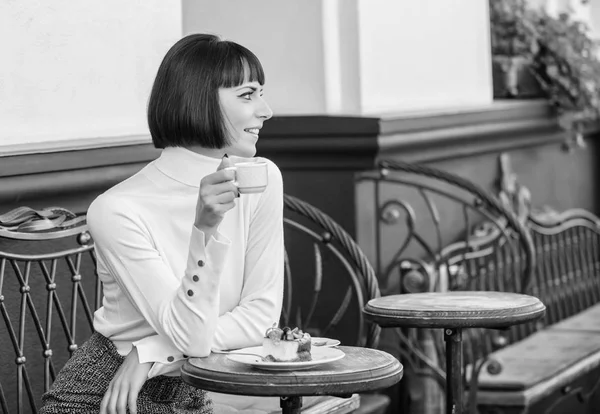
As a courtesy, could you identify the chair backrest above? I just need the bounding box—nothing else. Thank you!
[0,207,96,414]
[282,195,381,348]
[527,207,600,325]
[0,195,380,413]
[356,159,536,388]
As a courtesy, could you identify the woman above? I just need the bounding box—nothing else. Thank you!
[40,34,284,414]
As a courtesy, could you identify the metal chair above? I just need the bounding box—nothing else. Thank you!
[278,195,387,414]
[356,158,543,413]
[0,195,386,414]
[0,207,95,414]
[282,195,380,349]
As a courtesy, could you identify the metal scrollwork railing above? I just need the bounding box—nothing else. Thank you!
[0,206,96,414]
[0,196,383,413]
[282,195,381,349]
[356,158,538,412]
[374,159,535,291]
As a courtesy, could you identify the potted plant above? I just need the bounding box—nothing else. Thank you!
[489,0,600,145]
[490,0,543,98]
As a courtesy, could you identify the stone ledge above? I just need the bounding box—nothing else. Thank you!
[377,100,568,162]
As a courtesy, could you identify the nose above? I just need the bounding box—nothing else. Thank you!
[256,97,273,120]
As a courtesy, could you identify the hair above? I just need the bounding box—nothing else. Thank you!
[147,34,265,149]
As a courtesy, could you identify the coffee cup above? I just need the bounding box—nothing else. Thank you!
[225,160,268,194]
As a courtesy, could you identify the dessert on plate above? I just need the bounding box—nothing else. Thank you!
[262,326,312,362]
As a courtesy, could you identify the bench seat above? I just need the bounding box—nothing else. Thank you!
[473,304,600,412]
[551,302,600,333]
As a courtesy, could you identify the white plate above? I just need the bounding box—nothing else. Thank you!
[311,337,341,348]
[226,346,345,371]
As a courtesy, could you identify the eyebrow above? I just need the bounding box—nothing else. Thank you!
[236,85,262,92]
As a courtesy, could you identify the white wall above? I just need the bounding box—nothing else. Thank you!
[357,0,493,114]
[320,0,362,114]
[0,0,181,150]
[3,0,499,152]
[182,0,493,116]
[587,0,600,39]
[183,0,328,116]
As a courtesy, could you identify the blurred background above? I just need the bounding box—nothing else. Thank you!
[2,1,600,413]
[2,0,599,234]
[3,0,600,273]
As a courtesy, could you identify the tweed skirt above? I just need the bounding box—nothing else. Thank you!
[39,332,212,413]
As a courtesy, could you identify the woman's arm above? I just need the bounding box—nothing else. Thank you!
[88,194,230,358]
[112,160,285,377]
[212,160,285,350]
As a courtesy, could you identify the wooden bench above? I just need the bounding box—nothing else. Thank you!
[355,155,600,413]
[0,195,387,414]
[473,208,600,413]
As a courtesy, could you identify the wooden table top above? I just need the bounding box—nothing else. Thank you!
[181,346,403,397]
[364,291,546,329]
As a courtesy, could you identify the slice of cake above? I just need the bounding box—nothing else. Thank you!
[262,326,312,362]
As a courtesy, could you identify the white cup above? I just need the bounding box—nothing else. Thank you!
[225,160,268,194]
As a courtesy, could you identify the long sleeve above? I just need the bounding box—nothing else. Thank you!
[212,162,285,350]
[131,161,285,377]
[88,194,231,358]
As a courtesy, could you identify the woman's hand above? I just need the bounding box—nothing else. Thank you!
[194,155,238,240]
[100,346,152,414]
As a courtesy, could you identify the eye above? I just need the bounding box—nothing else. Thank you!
[239,91,253,101]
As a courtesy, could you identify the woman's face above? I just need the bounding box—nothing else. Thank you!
[219,79,273,158]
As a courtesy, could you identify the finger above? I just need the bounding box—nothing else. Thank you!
[203,191,237,209]
[216,200,236,212]
[204,198,237,216]
[101,380,117,414]
[100,388,110,414]
[117,387,128,414]
[107,379,123,414]
[107,388,118,414]
[200,182,238,202]
[213,191,237,204]
[211,180,238,194]
[128,388,139,414]
[211,181,238,196]
[201,169,236,185]
[216,154,234,171]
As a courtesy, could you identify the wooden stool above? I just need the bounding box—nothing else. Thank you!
[363,291,545,414]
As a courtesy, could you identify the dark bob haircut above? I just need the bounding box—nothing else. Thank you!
[148,34,265,149]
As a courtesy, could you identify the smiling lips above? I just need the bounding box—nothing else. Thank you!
[245,128,260,138]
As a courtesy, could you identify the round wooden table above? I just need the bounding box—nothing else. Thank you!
[181,346,403,414]
[363,291,545,414]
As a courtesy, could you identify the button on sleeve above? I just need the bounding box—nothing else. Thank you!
[88,195,232,358]
[133,335,186,378]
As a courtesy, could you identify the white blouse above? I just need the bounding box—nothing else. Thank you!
[88,146,284,379]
